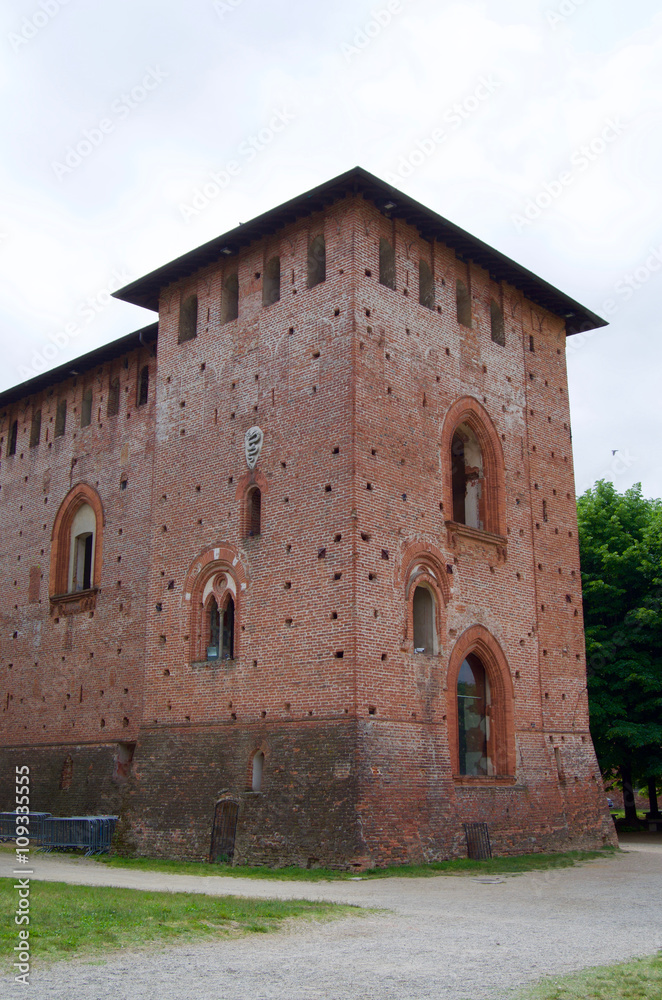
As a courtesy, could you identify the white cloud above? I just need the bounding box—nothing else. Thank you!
[1,0,661,495]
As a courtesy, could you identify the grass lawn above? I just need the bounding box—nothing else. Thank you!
[514,953,662,999]
[84,846,619,881]
[0,877,358,968]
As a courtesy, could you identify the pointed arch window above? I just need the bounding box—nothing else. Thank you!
[207,596,221,659]
[222,596,235,659]
[443,398,506,541]
[69,503,96,592]
[448,626,516,781]
[197,574,237,662]
[413,586,435,653]
[457,654,492,776]
[451,423,485,529]
[50,484,104,608]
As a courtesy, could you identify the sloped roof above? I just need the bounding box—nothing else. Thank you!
[113,166,606,336]
[0,323,158,409]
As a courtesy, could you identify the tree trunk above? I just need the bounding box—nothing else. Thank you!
[620,760,639,824]
[647,777,661,819]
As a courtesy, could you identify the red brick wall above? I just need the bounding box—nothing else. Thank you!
[0,193,615,862]
[0,342,155,804]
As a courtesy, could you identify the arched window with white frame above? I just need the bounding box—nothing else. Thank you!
[68,503,96,592]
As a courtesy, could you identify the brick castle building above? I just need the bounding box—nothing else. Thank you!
[0,168,616,865]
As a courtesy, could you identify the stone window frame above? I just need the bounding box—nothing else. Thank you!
[49,483,104,614]
[446,625,516,783]
[183,544,248,665]
[440,396,507,544]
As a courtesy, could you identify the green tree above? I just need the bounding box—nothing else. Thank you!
[577,481,662,823]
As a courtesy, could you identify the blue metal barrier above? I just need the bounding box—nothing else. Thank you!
[0,812,51,843]
[0,812,117,854]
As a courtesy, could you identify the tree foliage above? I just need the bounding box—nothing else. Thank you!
[577,481,662,817]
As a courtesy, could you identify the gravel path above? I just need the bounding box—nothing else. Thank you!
[2,837,661,1000]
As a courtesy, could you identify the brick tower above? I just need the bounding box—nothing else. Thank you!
[0,169,616,864]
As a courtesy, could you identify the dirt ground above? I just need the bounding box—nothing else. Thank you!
[1,835,660,1000]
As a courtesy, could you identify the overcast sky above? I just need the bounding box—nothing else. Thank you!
[1,0,660,498]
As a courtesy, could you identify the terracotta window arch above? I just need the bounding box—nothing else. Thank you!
[193,571,238,662]
[184,544,248,665]
[50,484,104,600]
[447,626,516,780]
[441,398,506,539]
[401,545,450,655]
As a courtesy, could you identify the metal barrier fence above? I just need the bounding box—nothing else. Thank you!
[0,812,117,855]
[0,812,51,843]
[463,822,492,860]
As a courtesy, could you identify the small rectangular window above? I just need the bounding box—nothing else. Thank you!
[379,238,395,290]
[490,300,505,346]
[107,377,120,417]
[419,260,435,310]
[7,419,18,456]
[55,400,67,437]
[29,409,41,448]
[137,365,149,407]
[81,388,93,427]
[456,279,471,327]
[178,294,198,343]
[307,235,326,288]
[221,275,239,324]
[263,256,281,306]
